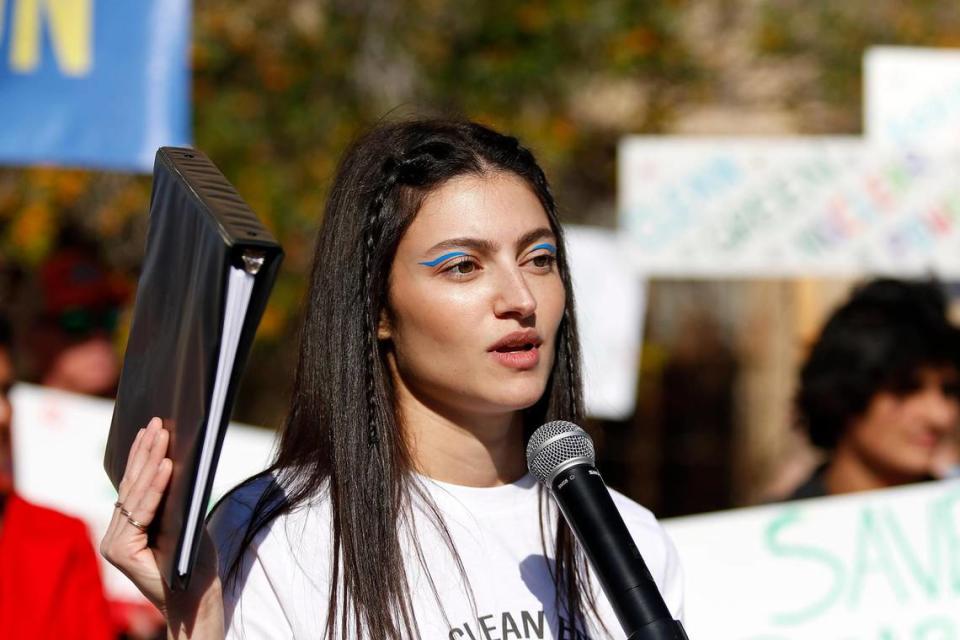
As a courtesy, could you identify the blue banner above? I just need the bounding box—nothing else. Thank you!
[0,0,191,172]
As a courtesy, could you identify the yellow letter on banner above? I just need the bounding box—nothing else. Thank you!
[10,0,92,76]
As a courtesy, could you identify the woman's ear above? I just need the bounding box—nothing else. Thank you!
[377,309,392,341]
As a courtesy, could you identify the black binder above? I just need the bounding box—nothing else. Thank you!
[103,147,282,590]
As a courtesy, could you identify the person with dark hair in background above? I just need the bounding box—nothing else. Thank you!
[789,278,960,500]
[0,313,115,638]
[25,235,130,398]
[101,119,685,639]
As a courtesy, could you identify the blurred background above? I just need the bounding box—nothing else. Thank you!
[5,1,960,637]
[5,1,960,516]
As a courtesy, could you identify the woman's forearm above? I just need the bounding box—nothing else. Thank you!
[165,577,225,639]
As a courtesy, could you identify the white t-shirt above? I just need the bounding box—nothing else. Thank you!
[209,472,684,639]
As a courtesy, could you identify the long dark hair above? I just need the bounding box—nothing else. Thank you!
[226,119,593,638]
[797,278,960,449]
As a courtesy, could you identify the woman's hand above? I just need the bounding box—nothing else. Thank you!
[101,418,171,607]
[100,417,225,638]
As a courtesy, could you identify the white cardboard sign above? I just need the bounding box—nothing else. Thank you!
[564,225,646,420]
[663,480,960,638]
[866,46,960,150]
[618,138,960,276]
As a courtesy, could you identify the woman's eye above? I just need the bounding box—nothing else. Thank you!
[526,253,556,271]
[441,257,479,277]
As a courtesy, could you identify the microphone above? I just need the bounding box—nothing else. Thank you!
[526,421,689,640]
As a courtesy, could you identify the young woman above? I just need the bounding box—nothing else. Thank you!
[102,120,684,639]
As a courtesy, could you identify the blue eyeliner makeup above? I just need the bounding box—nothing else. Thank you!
[419,251,467,267]
[531,243,557,254]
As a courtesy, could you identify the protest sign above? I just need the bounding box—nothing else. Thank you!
[565,225,646,420]
[866,46,960,150]
[0,0,191,171]
[618,138,960,276]
[664,480,960,638]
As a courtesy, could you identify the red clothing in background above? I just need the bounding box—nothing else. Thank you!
[0,493,114,639]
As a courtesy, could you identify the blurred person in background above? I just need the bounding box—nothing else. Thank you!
[789,278,960,500]
[0,312,115,638]
[24,233,130,398]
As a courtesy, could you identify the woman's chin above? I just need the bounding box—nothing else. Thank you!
[482,385,548,414]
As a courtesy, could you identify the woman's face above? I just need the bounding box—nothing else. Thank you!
[380,171,566,420]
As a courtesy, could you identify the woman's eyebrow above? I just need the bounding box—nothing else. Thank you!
[516,227,556,253]
[423,237,497,255]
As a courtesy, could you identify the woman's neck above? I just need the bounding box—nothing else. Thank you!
[393,378,527,488]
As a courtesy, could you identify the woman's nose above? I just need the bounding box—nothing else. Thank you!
[493,268,537,319]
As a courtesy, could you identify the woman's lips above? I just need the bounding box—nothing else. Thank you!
[488,329,542,352]
[490,344,540,369]
[488,329,542,370]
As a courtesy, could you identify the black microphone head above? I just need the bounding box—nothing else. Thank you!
[526,420,596,485]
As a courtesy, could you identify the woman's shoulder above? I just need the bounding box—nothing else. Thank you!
[208,475,336,635]
[207,474,285,544]
[207,473,332,571]
[207,474,280,572]
[209,471,333,523]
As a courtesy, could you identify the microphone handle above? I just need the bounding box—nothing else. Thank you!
[627,619,690,640]
[551,463,688,639]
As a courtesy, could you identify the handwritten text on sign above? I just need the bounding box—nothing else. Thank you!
[664,480,960,639]
[865,46,960,151]
[618,138,960,276]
